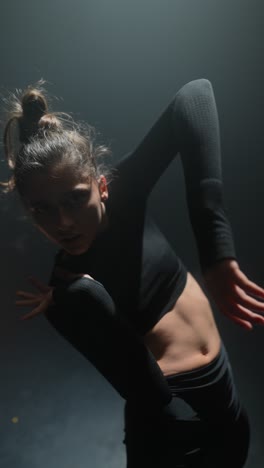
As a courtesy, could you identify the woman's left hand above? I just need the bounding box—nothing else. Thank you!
[202,259,264,330]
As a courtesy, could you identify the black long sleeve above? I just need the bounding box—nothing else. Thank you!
[46,275,172,409]
[115,79,236,272]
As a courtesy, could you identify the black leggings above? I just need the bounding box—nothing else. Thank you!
[123,343,250,468]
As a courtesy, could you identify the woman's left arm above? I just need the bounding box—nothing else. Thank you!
[116,79,264,332]
[202,258,264,330]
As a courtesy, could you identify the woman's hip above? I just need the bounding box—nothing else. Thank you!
[123,342,250,467]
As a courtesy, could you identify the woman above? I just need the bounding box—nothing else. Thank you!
[2,78,264,467]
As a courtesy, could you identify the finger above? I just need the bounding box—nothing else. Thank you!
[15,297,42,306]
[16,290,38,298]
[28,276,50,293]
[234,303,264,325]
[223,311,253,330]
[20,304,45,320]
[222,299,264,328]
[234,272,264,299]
[221,305,253,330]
[20,309,42,320]
[234,286,264,312]
[244,281,264,299]
[20,295,52,320]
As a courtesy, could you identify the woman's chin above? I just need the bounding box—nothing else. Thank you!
[64,245,88,256]
[60,236,91,256]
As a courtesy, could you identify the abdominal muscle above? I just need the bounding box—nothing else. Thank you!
[143,272,221,377]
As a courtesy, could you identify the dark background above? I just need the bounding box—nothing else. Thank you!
[0,1,263,467]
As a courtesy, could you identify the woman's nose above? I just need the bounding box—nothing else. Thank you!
[57,206,75,228]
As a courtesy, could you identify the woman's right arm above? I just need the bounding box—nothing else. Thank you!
[45,265,173,410]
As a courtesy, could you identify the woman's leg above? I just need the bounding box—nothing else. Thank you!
[123,343,250,468]
[216,406,250,468]
[165,343,250,467]
[124,397,207,468]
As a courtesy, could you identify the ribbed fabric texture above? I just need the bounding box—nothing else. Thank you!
[173,79,236,271]
[117,78,237,272]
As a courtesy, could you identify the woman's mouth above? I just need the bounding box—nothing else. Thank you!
[61,234,82,244]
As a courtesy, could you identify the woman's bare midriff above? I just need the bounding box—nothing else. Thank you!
[143,271,221,377]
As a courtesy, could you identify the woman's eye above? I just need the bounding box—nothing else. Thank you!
[31,205,52,216]
[30,192,89,216]
[31,204,49,213]
[69,192,88,204]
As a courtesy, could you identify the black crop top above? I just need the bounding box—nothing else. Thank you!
[48,79,237,336]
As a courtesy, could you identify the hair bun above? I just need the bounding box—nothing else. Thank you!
[21,90,48,122]
[38,113,62,132]
[18,90,50,143]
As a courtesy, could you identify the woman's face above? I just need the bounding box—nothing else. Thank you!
[22,164,108,255]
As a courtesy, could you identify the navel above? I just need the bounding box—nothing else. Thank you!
[201,344,209,356]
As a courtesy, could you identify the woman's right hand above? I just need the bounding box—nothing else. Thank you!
[15,276,55,321]
[15,267,94,321]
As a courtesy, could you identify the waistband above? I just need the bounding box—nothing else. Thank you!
[165,342,242,422]
[165,342,228,392]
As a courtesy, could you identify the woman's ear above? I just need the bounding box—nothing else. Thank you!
[98,175,108,201]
